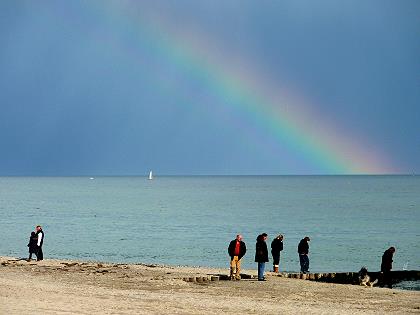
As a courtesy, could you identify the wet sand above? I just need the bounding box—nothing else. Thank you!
[1,256,419,314]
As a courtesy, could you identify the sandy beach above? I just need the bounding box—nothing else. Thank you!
[0,256,419,314]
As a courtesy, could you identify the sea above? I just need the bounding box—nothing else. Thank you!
[1,176,419,289]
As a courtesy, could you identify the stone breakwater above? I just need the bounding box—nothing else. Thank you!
[278,271,420,285]
[188,270,420,285]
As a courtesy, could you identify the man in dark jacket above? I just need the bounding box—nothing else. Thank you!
[255,233,269,281]
[271,234,284,273]
[228,234,247,280]
[298,236,310,274]
[381,246,396,288]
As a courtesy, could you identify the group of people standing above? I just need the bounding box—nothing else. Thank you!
[27,225,45,261]
[228,233,309,281]
[24,226,396,287]
[228,234,396,287]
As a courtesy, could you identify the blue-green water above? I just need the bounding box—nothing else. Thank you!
[1,176,419,275]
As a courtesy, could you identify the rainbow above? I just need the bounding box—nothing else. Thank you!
[72,2,395,174]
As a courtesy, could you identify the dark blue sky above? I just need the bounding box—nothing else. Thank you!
[0,0,418,175]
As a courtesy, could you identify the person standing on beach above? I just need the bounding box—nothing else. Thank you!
[255,233,269,281]
[271,234,283,273]
[27,231,38,261]
[298,236,310,274]
[381,246,396,288]
[35,225,45,261]
[228,234,247,280]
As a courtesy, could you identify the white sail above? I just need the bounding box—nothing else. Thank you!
[148,171,153,180]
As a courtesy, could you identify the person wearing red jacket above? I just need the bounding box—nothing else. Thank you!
[228,234,247,280]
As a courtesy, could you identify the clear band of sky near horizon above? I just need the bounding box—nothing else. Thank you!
[0,1,418,176]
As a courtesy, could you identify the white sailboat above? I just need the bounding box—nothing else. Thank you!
[148,170,153,180]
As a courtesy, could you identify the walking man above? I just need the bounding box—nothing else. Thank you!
[35,225,45,261]
[255,233,269,281]
[271,234,284,273]
[298,236,310,274]
[381,246,396,288]
[228,234,246,280]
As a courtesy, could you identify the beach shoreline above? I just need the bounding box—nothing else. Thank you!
[1,256,419,314]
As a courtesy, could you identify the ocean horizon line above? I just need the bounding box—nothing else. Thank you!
[0,173,415,177]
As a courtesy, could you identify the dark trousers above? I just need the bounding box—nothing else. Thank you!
[299,254,309,273]
[272,252,280,266]
[36,246,43,261]
[381,271,392,288]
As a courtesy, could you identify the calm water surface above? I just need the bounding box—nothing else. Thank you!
[1,176,419,276]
